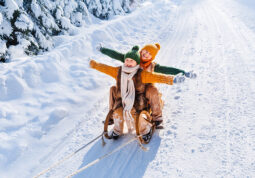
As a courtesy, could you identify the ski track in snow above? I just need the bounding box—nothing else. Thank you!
[1,0,255,177]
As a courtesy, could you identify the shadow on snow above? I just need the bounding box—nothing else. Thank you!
[74,132,161,178]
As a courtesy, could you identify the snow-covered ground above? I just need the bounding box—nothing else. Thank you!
[1,0,255,177]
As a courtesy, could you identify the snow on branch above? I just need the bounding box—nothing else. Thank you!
[0,0,142,62]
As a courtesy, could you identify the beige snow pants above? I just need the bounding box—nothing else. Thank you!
[112,107,152,136]
[109,85,163,122]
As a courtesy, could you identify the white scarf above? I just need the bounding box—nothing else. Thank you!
[121,64,140,132]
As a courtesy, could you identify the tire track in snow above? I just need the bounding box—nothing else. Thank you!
[145,0,255,177]
[207,1,255,176]
[193,0,255,176]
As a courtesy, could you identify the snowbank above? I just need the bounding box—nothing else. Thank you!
[0,0,176,177]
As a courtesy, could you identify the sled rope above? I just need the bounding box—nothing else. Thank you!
[34,132,104,178]
[66,135,143,178]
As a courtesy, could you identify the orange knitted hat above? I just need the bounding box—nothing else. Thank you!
[141,43,161,60]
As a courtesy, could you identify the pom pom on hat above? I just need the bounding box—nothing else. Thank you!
[155,43,160,50]
[132,45,139,51]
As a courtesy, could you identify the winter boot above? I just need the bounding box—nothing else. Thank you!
[142,128,153,144]
[154,120,164,129]
[111,131,119,140]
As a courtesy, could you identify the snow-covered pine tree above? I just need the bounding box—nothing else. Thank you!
[85,0,138,19]
[0,0,141,62]
[0,0,91,62]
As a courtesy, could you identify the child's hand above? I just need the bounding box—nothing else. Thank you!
[89,59,96,68]
[184,71,197,79]
[174,74,185,84]
[96,43,103,51]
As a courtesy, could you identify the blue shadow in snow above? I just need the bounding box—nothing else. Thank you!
[74,132,161,178]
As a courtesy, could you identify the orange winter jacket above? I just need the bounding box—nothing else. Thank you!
[89,60,174,85]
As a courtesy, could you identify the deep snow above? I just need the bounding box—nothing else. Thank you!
[1,0,255,177]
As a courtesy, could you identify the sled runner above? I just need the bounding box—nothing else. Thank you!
[135,110,155,144]
[103,94,164,145]
[103,109,153,143]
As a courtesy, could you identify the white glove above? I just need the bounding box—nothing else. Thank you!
[173,74,185,84]
[96,43,103,51]
[184,71,197,79]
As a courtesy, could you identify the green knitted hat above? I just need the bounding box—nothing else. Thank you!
[124,46,140,64]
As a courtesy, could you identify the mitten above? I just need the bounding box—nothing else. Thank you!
[96,43,103,51]
[184,71,197,79]
[173,74,185,84]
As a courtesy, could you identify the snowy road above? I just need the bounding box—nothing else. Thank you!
[1,0,255,177]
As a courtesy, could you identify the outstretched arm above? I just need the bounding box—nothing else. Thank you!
[141,70,174,85]
[154,63,185,75]
[100,47,125,63]
[89,60,119,80]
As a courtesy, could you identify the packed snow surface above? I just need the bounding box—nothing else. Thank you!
[1,0,255,177]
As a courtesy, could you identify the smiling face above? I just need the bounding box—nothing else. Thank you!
[140,49,152,61]
[124,58,137,67]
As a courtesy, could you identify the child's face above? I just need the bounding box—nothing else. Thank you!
[140,49,152,61]
[124,58,137,67]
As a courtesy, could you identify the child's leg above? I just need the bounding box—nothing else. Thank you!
[112,107,124,135]
[145,84,163,123]
[109,86,117,110]
[136,111,153,135]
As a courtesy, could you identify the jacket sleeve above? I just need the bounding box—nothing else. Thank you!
[89,60,118,80]
[100,47,125,63]
[141,70,174,85]
[154,63,185,75]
